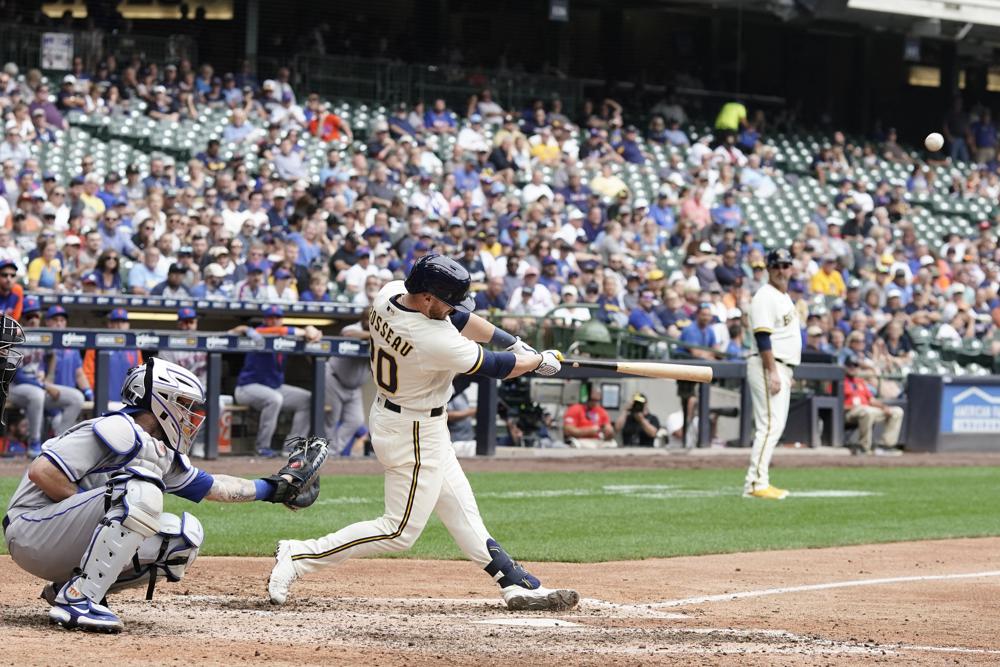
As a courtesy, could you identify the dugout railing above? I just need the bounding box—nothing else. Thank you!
[20,328,369,459]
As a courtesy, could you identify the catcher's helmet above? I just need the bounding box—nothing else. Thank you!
[121,357,206,455]
[404,253,475,311]
[766,247,793,267]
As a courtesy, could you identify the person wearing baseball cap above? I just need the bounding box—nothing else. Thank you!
[234,261,268,301]
[228,305,323,457]
[0,258,24,321]
[8,300,86,458]
[743,247,800,500]
[150,263,192,298]
[267,267,298,303]
[82,309,142,406]
[44,303,94,404]
[157,308,208,388]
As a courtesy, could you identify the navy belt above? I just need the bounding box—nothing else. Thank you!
[2,514,8,534]
[383,398,444,417]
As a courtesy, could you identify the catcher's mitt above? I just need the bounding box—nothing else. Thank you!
[262,436,329,509]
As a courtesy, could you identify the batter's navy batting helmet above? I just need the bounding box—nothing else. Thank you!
[404,254,476,311]
[766,248,793,267]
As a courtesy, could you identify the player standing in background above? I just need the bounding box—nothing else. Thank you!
[269,254,579,611]
[325,308,371,455]
[744,248,801,499]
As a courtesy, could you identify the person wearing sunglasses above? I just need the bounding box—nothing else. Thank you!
[743,248,800,500]
[0,258,24,320]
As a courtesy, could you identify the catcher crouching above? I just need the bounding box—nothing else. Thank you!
[2,357,328,633]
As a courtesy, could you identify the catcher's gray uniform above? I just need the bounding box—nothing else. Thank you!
[4,411,211,589]
[324,322,368,454]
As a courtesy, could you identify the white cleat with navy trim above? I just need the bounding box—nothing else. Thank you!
[268,540,299,605]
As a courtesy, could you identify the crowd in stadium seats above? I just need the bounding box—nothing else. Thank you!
[0,50,997,398]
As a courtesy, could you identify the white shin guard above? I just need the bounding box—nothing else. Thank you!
[73,478,163,604]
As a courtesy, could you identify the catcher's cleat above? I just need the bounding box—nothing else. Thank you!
[48,579,123,633]
[267,540,298,605]
[502,585,580,612]
[743,485,789,500]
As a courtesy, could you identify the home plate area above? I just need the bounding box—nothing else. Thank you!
[4,538,1000,666]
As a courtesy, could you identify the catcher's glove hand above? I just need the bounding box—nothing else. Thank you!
[261,436,329,509]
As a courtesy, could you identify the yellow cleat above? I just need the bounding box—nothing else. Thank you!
[744,485,789,500]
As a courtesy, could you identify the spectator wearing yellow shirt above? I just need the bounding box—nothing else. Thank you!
[80,173,106,221]
[529,127,561,165]
[27,236,62,292]
[590,162,629,199]
[714,101,748,139]
[810,255,846,297]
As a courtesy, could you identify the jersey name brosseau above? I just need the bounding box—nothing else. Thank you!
[368,281,483,410]
[749,283,802,366]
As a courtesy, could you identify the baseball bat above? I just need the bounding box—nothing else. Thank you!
[565,359,713,383]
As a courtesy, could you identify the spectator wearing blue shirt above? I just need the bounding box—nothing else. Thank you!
[559,171,592,212]
[628,291,667,336]
[678,303,718,357]
[288,220,322,267]
[474,276,509,311]
[662,118,690,147]
[424,98,457,135]
[710,191,743,229]
[230,305,324,457]
[649,190,676,231]
[127,246,167,295]
[388,102,419,140]
[972,109,998,164]
[454,159,480,193]
[97,209,140,260]
[613,125,648,165]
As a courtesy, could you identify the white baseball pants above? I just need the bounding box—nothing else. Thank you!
[286,401,493,576]
[744,356,793,493]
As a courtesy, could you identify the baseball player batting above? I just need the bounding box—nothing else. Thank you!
[3,356,329,632]
[268,254,579,611]
[744,248,801,499]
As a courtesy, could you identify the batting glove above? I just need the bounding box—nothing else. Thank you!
[505,336,538,356]
[535,350,563,376]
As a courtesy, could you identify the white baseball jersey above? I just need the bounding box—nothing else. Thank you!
[749,283,802,366]
[368,281,483,410]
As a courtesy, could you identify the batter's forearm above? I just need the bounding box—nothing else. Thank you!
[205,474,258,503]
[461,311,498,344]
[505,353,542,379]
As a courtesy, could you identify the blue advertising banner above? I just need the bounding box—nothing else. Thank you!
[940,384,1000,434]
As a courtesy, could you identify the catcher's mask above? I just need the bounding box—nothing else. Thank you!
[0,314,25,425]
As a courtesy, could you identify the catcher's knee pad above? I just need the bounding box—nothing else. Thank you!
[119,477,164,538]
[109,512,203,597]
[484,538,540,589]
[156,511,203,582]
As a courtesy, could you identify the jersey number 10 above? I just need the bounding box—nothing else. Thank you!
[370,346,399,393]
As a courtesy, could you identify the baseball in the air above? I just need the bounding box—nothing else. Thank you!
[925,132,944,152]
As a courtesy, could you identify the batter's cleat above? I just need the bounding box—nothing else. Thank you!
[502,584,580,611]
[256,447,279,459]
[743,485,789,500]
[267,540,298,605]
[26,441,41,459]
[48,581,123,633]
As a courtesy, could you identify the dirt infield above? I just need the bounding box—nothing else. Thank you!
[2,537,999,666]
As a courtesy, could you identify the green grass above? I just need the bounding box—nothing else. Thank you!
[3,467,999,561]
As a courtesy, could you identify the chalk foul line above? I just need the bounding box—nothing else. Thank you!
[651,570,1000,608]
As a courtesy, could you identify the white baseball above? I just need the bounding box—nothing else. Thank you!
[925,132,944,152]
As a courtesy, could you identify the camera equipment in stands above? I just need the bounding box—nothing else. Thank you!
[498,376,549,447]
